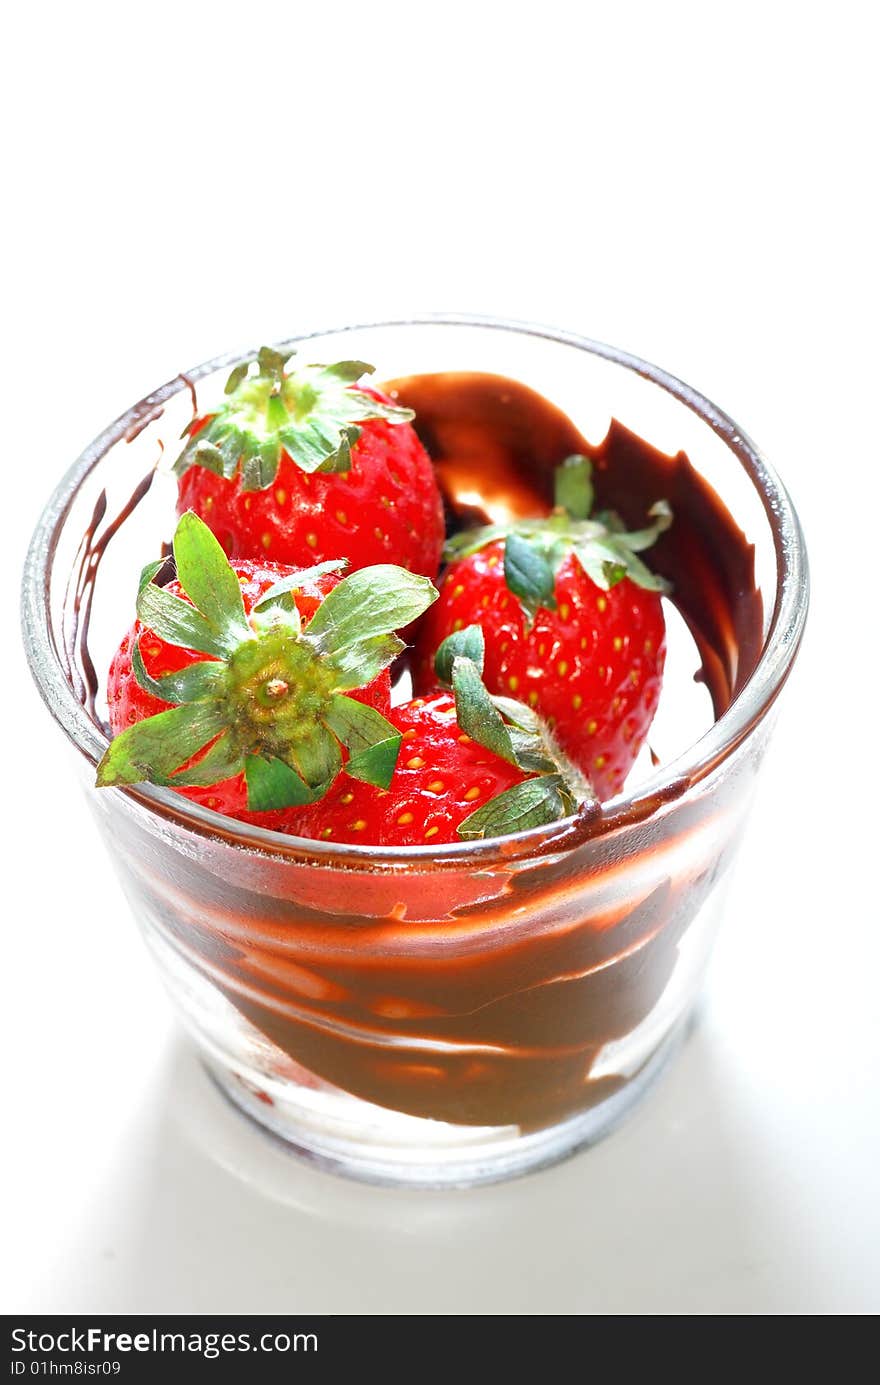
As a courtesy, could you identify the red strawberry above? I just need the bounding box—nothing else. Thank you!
[107,560,367,826]
[412,457,671,800]
[175,347,444,579]
[98,512,438,825]
[287,664,584,847]
[285,693,520,846]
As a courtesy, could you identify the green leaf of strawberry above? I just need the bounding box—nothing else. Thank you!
[450,655,520,767]
[457,774,574,839]
[130,643,227,704]
[503,532,556,618]
[573,500,673,594]
[304,564,437,654]
[134,511,250,660]
[96,513,438,811]
[172,510,250,642]
[344,736,402,789]
[244,754,320,810]
[327,635,407,691]
[96,702,232,788]
[169,732,247,788]
[253,560,349,615]
[287,723,342,790]
[138,558,165,594]
[444,628,587,785]
[434,623,486,684]
[322,695,401,789]
[443,461,672,598]
[173,349,415,489]
[136,582,233,660]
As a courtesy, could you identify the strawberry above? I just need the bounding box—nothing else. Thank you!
[98,512,438,824]
[412,457,671,800]
[287,632,588,846]
[285,693,521,846]
[175,346,444,579]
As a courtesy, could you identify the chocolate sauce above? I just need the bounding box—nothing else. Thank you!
[64,466,159,719]
[82,368,770,1132]
[387,371,762,717]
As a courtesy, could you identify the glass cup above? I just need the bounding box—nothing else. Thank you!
[22,318,808,1186]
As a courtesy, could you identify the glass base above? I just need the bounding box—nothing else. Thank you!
[201,1018,689,1189]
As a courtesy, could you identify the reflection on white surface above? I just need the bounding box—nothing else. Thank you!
[11,1004,877,1315]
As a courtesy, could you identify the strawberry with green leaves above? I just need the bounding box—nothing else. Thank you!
[412,457,671,800]
[285,625,590,846]
[175,347,444,579]
[99,512,438,826]
[99,535,590,844]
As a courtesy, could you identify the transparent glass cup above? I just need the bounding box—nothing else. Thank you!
[22,318,808,1186]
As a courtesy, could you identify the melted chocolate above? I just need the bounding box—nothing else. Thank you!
[387,371,762,716]
[82,369,768,1132]
[64,466,159,718]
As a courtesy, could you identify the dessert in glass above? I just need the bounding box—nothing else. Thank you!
[22,318,808,1186]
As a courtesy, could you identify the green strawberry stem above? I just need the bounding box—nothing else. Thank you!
[438,625,594,839]
[444,455,672,618]
[96,512,438,810]
[173,346,415,489]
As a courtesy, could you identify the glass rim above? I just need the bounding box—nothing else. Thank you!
[21,313,809,868]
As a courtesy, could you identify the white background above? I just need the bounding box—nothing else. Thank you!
[3,0,878,1315]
